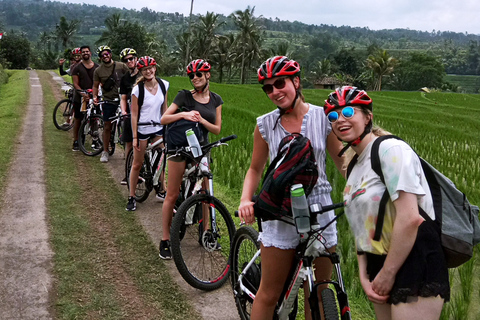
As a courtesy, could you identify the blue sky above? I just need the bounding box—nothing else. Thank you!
[56,0,480,35]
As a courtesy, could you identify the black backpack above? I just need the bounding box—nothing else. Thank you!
[254,133,319,222]
[165,90,203,152]
[347,135,480,268]
[137,76,167,115]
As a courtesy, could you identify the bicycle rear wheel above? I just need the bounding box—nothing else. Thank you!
[108,123,116,156]
[171,193,236,291]
[125,149,151,202]
[53,99,74,131]
[78,115,104,156]
[231,226,260,320]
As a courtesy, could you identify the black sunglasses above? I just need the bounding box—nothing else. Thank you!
[262,78,287,94]
[188,72,203,80]
[123,57,136,62]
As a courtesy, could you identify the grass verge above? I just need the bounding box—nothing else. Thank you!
[0,70,29,193]
[40,70,200,320]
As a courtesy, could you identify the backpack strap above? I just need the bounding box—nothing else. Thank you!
[346,154,359,179]
[137,77,167,120]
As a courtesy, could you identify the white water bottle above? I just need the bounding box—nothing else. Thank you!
[291,184,310,234]
[186,129,202,157]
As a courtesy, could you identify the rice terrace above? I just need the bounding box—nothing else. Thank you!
[0,70,479,319]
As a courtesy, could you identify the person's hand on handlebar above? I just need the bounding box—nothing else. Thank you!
[238,200,256,225]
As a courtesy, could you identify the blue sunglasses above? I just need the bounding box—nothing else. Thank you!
[327,106,355,123]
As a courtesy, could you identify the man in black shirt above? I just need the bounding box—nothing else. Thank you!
[119,48,139,184]
[70,46,99,151]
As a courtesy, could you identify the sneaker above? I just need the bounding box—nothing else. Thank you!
[120,177,128,185]
[156,190,166,202]
[126,196,136,211]
[100,151,109,163]
[159,240,172,260]
[72,140,79,151]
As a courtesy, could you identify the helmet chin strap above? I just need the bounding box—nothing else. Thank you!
[277,90,299,115]
[193,81,209,94]
[337,120,372,157]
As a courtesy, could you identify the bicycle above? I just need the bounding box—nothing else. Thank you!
[125,121,166,203]
[106,109,127,157]
[53,82,75,131]
[231,202,351,320]
[169,134,237,291]
[77,95,104,156]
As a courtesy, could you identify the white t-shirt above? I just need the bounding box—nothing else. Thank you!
[344,137,435,255]
[131,79,169,135]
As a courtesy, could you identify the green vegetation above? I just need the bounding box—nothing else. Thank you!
[0,70,29,192]
[40,71,200,320]
[445,74,480,93]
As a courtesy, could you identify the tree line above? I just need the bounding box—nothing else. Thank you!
[1,0,480,92]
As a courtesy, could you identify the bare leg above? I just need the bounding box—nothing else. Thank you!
[129,140,148,197]
[161,160,186,241]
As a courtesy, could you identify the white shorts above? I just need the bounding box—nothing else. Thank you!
[257,193,338,250]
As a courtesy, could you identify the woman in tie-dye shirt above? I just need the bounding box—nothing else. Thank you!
[324,86,449,320]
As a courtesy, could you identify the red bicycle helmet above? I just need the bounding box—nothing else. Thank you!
[72,47,81,55]
[257,56,301,84]
[186,59,211,74]
[324,86,372,115]
[137,56,157,70]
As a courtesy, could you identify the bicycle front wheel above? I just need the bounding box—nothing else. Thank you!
[125,149,151,202]
[171,193,236,291]
[320,288,339,320]
[78,115,104,156]
[231,226,260,320]
[53,99,74,131]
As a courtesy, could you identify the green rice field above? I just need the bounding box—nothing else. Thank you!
[166,78,480,319]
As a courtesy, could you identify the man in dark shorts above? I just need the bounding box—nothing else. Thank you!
[119,47,139,184]
[70,45,99,151]
[92,45,129,163]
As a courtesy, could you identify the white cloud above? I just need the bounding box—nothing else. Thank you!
[57,0,480,35]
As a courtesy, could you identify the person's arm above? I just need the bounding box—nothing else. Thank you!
[160,102,199,125]
[58,59,68,76]
[120,94,128,115]
[371,191,424,296]
[130,94,140,150]
[161,93,168,115]
[357,253,389,304]
[238,125,269,225]
[326,131,346,178]
[92,80,100,104]
[198,105,222,135]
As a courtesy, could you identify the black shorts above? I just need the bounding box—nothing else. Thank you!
[365,220,450,305]
[103,103,119,122]
[73,100,84,120]
[122,118,133,143]
[137,128,164,141]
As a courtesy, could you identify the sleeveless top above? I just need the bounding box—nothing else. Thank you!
[257,104,333,204]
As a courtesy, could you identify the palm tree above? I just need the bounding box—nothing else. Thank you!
[96,13,124,46]
[210,34,235,83]
[191,12,225,60]
[366,49,397,91]
[55,16,79,49]
[230,6,263,84]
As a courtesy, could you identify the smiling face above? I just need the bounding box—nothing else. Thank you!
[330,106,372,142]
[123,55,138,70]
[189,71,209,89]
[100,50,112,64]
[262,76,298,109]
[140,65,156,80]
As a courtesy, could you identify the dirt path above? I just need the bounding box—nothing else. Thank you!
[48,72,239,319]
[0,71,54,319]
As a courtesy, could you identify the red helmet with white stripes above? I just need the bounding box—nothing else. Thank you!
[324,86,372,115]
[186,59,211,74]
[137,56,157,70]
[257,56,301,84]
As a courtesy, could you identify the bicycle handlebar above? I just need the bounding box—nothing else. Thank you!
[108,114,131,121]
[234,201,345,218]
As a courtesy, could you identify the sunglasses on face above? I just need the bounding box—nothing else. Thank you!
[82,51,90,54]
[123,57,135,62]
[188,72,203,80]
[102,53,111,58]
[327,106,356,123]
[262,78,287,94]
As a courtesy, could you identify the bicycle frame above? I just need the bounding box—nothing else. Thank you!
[234,203,352,320]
